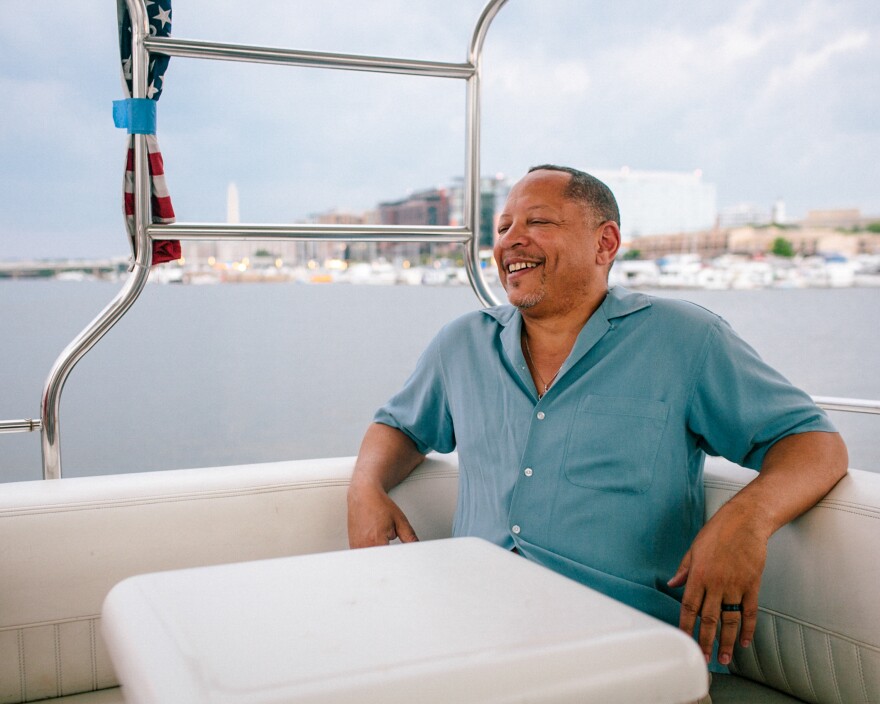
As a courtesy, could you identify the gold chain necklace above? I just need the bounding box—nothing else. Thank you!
[523,333,562,399]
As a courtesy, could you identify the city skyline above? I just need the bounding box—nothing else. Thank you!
[2,0,878,259]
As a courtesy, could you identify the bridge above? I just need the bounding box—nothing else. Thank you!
[0,256,130,279]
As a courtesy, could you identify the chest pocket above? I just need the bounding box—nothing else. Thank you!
[563,395,668,493]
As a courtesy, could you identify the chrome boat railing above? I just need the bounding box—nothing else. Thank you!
[9,0,507,478]
[4,397,877,435]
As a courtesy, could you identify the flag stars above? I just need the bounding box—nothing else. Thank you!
[153,6,171,29]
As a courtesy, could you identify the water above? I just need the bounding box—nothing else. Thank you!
[1,281,877,482]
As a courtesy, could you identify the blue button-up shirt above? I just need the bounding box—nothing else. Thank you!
[375,287,835,626]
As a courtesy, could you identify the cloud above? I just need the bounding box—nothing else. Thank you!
[760,30,870,97]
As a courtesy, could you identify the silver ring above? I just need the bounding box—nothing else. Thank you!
[721,603,743,612]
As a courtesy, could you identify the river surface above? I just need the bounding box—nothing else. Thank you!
[1,281,877,482]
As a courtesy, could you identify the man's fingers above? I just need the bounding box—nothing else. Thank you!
[739,593,759,648]
[393,511,419,543]
[677,583,703,648]
[667,552,691,589]
[697,599,722,663]
[348,484,416,548]
[716,599,743,666]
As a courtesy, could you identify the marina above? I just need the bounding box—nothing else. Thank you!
[3,247,880,289]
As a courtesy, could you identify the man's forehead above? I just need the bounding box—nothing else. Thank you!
[500,172,575,216]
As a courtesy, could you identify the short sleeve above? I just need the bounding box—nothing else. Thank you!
[373,332,456,455]
[687,318,836,470]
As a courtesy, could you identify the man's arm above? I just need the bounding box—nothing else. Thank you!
[347,422,427,548]
[668,430,848,666]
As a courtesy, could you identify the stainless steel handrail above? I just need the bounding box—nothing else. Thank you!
[0,419,42,434]
[11,396,875,440]
[34,0,508,478]
[39,0,155,479]
[464,0,507,308]
[814,397,880,415]
[144,37,475,79]
[148,223,473,243]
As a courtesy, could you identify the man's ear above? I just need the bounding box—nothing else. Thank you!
[596,221,621,266]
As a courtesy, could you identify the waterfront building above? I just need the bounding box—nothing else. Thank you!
[378,187,451,264]
[803,209,863,229]
[719,203,773,228]
[630,226,880,261]
[591,168,717,238]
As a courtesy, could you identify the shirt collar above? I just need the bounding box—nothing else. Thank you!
[483,286,652,399]
[602,285,652,320]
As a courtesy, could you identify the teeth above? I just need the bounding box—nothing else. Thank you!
[508,262,538,273]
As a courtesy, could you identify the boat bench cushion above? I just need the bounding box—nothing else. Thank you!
[0,455,458,703]
[1,455,878,703]
[704,457,880,704]
[710,673,807,703]
[44,688,124,704]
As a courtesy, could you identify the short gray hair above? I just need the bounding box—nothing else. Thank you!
[528,164,620,229]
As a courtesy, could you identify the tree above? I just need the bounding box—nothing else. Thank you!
[771,237,795,258]
[622,249,642,260]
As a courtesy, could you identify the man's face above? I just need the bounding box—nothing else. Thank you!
[493,170,610,315]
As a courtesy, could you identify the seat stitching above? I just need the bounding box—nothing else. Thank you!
[771,613,793,693]
[756,606,879,652]
[855,643,869,704]
[751,619,768,683]
[797,621,818,702]
[704,481,880,519]
[90,618,98,692]
[826,633,843,704]
[0,471,460,519]
[55,623,62,697]
[18,628,26,703]
[1,614,102,633]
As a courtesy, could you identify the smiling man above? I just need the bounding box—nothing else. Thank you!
[347,165,847,686]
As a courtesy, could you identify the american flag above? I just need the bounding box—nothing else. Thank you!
[118,0,179,265]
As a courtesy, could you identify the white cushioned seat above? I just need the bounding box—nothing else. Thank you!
[704,457,880,703]
[0,456,457,703]
[2,453,877,703]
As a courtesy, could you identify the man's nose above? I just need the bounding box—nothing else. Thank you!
[499,220,528,246]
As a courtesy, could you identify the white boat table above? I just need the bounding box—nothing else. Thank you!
[101,537,708,703]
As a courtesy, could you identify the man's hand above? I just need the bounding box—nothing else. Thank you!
[667,505,769,665]
[347,480,419,548]
[669,431,847,666]
[347,423,426,549]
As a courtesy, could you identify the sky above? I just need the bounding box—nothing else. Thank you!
[1,0,878,260]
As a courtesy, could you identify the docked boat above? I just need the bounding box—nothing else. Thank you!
[1,2,879,702]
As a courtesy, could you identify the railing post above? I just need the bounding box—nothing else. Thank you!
[462,0,508,308]
[39,0,154,479]
[36,0,510,478]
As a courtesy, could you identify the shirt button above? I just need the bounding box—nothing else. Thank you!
[512,525,521,535]
[536,411,545,420]
[524,467,533,477]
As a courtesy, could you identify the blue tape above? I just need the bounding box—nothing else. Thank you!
[112,98,157,135]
